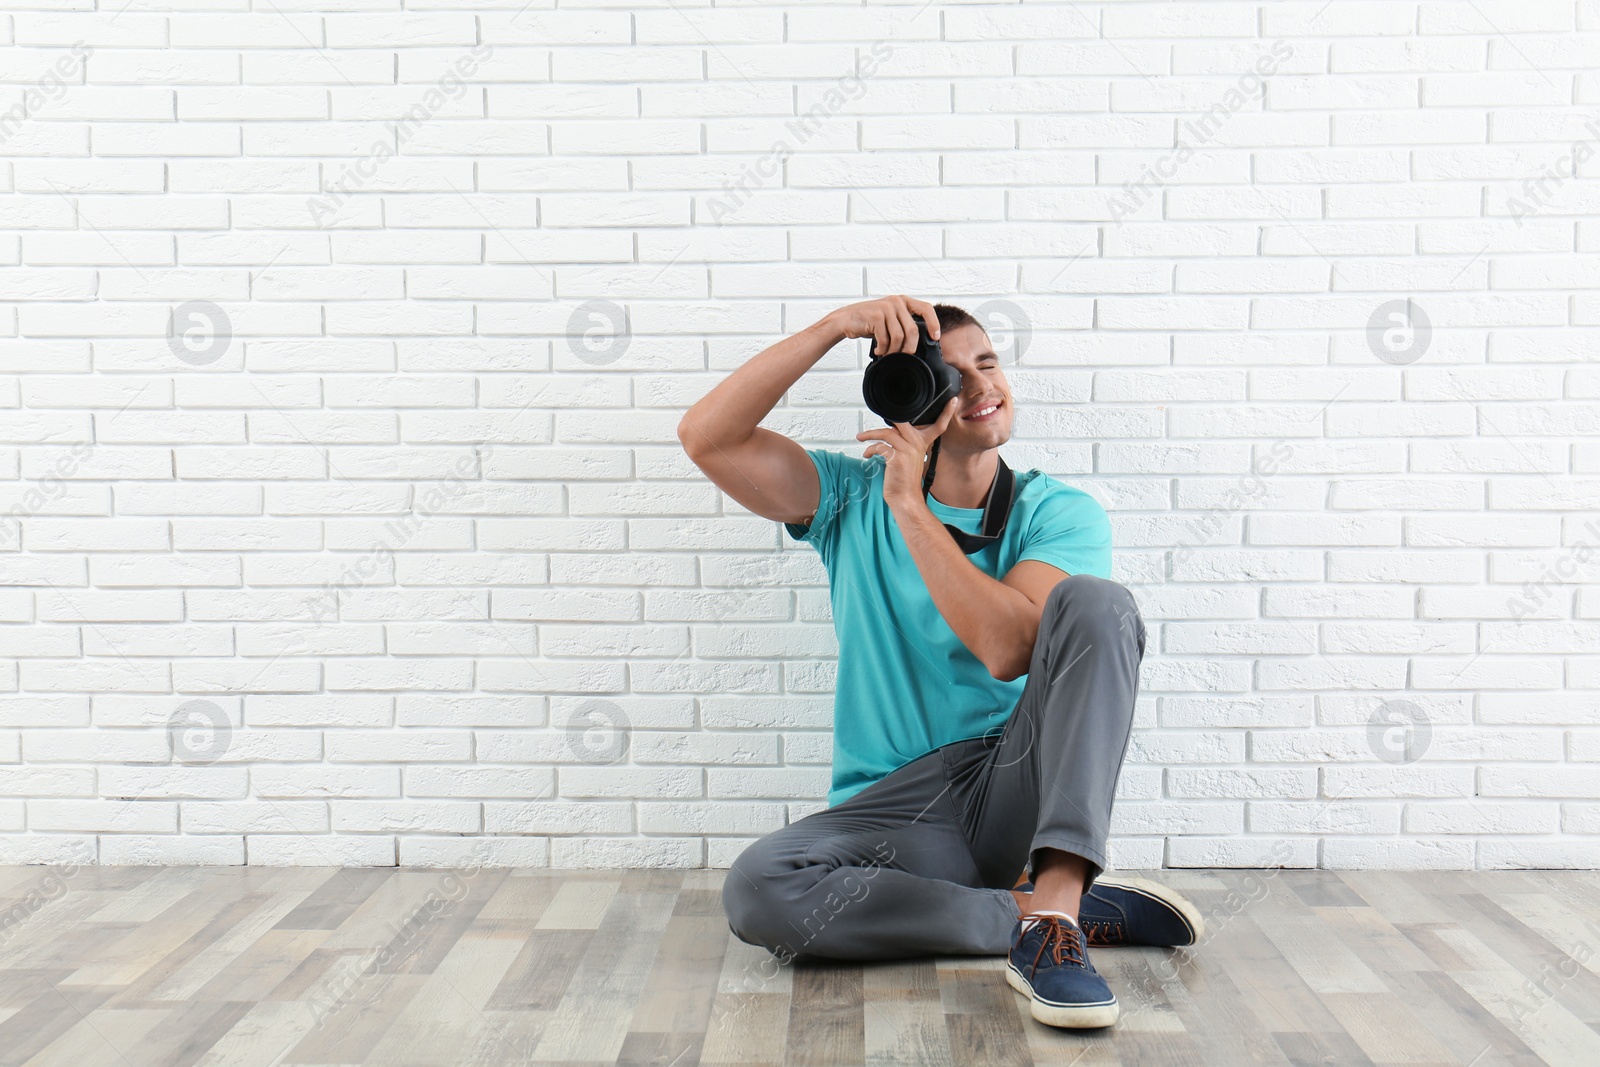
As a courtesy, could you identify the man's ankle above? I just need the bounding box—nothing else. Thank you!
[1028,848,1087,922]
[1026,896,1080,922]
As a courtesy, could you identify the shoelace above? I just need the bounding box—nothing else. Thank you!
[1014,915,1087,977]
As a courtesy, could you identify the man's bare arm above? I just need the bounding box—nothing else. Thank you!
[851,365,1072,680]
[675,317,839,525]
[676,296,943,525]
[893,501,1068,680]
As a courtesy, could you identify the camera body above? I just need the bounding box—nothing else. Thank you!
[862,314,961,425]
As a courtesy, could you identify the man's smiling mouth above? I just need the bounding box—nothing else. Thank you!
[963,401,1001,421]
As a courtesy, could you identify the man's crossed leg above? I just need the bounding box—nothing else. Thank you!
[721,572,1202,1028]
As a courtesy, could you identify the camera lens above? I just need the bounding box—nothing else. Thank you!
[864,353,934,424]
[881,358,928,410]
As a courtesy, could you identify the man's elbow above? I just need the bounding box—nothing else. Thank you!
[676,414,705,459]
[986,619,1042,682]
[986,649,1030,683]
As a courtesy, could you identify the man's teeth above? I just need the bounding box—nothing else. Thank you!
[965,404,998,419]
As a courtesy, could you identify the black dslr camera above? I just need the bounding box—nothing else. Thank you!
[862,313,960,426]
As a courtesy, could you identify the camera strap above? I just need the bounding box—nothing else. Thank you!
[920,438,1016,554]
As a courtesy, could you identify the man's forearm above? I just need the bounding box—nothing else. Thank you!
[890,496,1038,680]
[678,315,846,454]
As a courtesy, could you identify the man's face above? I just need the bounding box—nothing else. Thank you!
[935,323,1013,453]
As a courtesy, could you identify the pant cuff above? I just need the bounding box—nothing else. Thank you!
[1026,834,1109,891]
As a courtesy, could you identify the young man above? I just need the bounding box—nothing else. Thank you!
[677,295,1202,1029]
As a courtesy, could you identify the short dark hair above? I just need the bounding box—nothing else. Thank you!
[932,303,983,337]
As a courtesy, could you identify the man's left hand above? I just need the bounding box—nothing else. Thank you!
[856,395,961,510]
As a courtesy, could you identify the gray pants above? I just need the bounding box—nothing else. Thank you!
[722,573,1147,962]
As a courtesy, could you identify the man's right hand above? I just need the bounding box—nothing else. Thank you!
[827,295,942,360]
[677,295,947,530]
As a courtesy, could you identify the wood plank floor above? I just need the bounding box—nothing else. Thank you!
[0,866,1597,1066]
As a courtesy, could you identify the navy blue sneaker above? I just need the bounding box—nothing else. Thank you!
[1013,876,1203,948]
[1006,913,1118,1028]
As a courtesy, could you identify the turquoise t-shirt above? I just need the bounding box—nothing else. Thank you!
[785,448,1113,808]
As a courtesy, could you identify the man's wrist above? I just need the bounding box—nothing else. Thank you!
[807,311,848,349]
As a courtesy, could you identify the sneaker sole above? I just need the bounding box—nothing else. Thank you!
[1004,963,1120,1029]
[1091,875,1206,946]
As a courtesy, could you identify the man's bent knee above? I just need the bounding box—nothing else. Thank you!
[1044,573,1145,651]
[722,839,794,953]
[1047,573,1138,620]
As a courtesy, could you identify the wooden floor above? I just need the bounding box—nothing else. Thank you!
[0,866,1597,1066]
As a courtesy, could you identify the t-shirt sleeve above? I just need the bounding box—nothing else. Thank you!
[783,447,869,559]
[1017,483,1113,580]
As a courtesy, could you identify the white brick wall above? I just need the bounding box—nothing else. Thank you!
[0,2,1597,871]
